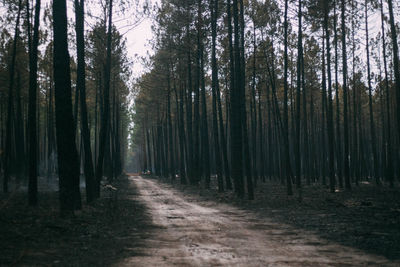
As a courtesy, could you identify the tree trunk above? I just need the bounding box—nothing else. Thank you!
[380,0,394,187]
[95,0,113,197]
[28,0,41,205]
[387,0,400,145]
[230,0,244,198]
[4,0,22,193]
[295,0,303,196]
[75,0,96,203]
[364,0,379,185]
[283,0,293,195]
[334,0,343,188]
[210,0,223,192]
[53,0,81,216]
[341,0,351,190]
[239,0,253,200]
[324,2,336,193]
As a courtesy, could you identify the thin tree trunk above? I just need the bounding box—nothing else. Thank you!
[4,0,22,193]
[342,0,351,190]
[334,0,343,188]
[75,0,95,203]
[387,0,400,144]
[210,0,223,192]
[325,2,336,193]
[28,0,41,205]
[364,0,379,185]
[283,0,293,195]
[238,0,253,200]
[380,0,394,187]
[95,0,113,197]
[295,0,303,196]
[230,0,244,198]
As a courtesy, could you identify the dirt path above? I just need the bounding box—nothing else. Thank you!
[118,176,398,266]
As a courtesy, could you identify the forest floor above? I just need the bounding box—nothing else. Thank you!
[0,175,156,266]
[1,174,399,266]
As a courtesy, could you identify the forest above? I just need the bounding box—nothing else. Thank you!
[133,0,400,198]
[1,0,400,265]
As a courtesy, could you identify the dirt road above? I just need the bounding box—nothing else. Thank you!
[117,176,397,266]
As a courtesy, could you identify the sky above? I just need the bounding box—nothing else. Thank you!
[83,0,158,78]
[124,17,154,76]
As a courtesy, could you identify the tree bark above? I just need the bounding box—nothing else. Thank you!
[75,0,96,203]
[342,0,351,190]
[4,0,22,193]
[95,0,113,197]
[53,0,81,215]
[28,0,41,205]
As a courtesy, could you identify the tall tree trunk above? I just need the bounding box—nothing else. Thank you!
[364,0,379,185]
[53,0,81,215]
[325,2,336,193]
[257,87,265,182]
[295,0,303,196]
[387,0,400,144]
[239,0,253,200]
[95,0,113,197]
[185,4,194,185]
[334,0,343,188]
[283,0,293,195]
[301,40,309,186]
[210,0,224,192]
[321,35,327,186]
[75,0,95,203]
[167,71,175,179]
[210,0,223,192]
[15,72,25,183]
[230,0,244,198]
[224,0,235,190]
[380,0,394,187]
[193,0,202,184]
[178,85,187,184]
[4,0,22,193]
[28,0,41,205]
[351,0,359,185]
[342,0,351,190]
[250,21,258,185]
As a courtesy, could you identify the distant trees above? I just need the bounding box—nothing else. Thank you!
[133,0,400,199]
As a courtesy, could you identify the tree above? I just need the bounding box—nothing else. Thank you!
[283,0,293,196]
[387,0,400,143]
[230,0,245,198]
[341,0,351,190]
[364,0,379,185]
[27,0,41,206]
[53,0,81,215]
[380,0,394,187]
[96,0,113,197]
[210,0,223,192]
[324,0,336,193]
[4,0,22,193]
[295,0,303,196]
[75,0,96,202]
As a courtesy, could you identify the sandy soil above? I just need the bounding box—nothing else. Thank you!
[117,175,399,267]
